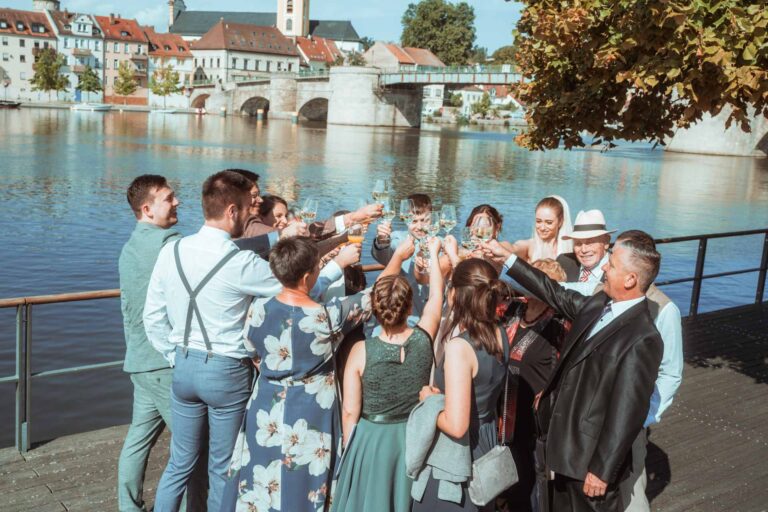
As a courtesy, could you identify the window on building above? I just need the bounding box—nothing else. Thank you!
[232,57,237,68]
[0,21,8,29]
[436,89,443,98]
[114,59,118,69]
[19,39,25,47]
[277,62,282,71]
[114,42,118,52]
[287,63,292,72]
[194,58,197,67]
[266,61,271,72]
[94,58,99,68]
[287,0,293,13]
[20,55,26,63]
[286,19,293,32]
[64,38,69,48]
[121,31,129,37]
[114,76,118,84]
[95,41,100,51]
[137,44,142,54]
[243,58,249,70]
[34,41,39,49]
[2,53,8,62]
[16,22,25,31]
[164,45,171,51]
[1,37,7,46]
[255,60,260,71]
[20,71,26,80]
[44,41,49,49]
[124,43,130,54]
[216,57,220,67]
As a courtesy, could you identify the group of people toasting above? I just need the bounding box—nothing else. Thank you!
[117,169,683,512]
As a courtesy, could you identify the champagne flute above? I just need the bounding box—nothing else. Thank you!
[371,179,389,204]
[399,198,414,225]
[299,198,318,224]
[441,204,457,234]
[381,198,397,223]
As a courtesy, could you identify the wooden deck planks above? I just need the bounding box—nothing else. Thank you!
[0,302,766,511]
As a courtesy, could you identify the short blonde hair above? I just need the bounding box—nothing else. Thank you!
[531,258,567,282]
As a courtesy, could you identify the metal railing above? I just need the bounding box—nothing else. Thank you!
[654,228,768,317]
[1,229,766,453]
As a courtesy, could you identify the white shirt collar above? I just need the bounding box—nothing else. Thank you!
[199,225,232,240]
[607,295,646,319]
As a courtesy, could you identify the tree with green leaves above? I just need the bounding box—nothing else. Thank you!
[346,52,366,66]
[114,61,138,104]
[450,92,463,107]
[76,65,102,103]
[360,36,375,52]
[470,46,488,64]
[30,48,69,102]
[401,0,476,66]
[471,92,492,117]
[491,44,518,66]
[513,0,768,150]
[150,64,182,109]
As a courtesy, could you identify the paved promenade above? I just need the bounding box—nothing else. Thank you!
[0,302,766,511]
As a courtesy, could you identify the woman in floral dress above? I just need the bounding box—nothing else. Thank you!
[221,236,401,512]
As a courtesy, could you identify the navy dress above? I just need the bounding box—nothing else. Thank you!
[221,292,372,512]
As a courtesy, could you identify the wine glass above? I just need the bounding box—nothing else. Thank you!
[441,204,457,235]
[381,198,397,224]
[299,198,318,224]
[399,199,414,225]
[347,224,365,244]
[371,179,389,204]
[427,211,441,238]
[472,215,494,242]
[461,227,478,253]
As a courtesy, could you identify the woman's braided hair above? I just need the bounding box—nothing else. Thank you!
[371,275,413,330]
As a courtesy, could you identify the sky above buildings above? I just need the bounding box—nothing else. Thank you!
[3,0,522,51]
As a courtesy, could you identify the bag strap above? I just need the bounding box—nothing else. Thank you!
[322,305,345,431]
[499,325,511,447]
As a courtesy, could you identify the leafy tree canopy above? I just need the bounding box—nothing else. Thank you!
[30,48,69,98]
[470,46,488,64]
[360,36,375,52]
[347,51,367,66]
[76,65,102,94]
[471,92,492,117]
[514,0,768,150]
[450,92,463,107]
[492,44,518,65]
[150,64,182,109]
[401,0,476,66]
[114,61,138,98]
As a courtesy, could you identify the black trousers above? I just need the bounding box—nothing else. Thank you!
[552,473,621,512]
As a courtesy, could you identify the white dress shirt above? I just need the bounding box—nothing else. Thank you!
[144,226,342,365]
[587,296,646,339]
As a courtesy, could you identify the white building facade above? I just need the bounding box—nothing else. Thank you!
[0,8,57,102]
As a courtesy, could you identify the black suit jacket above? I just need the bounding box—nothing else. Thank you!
[506,258,663,485]
[556,252,580,282]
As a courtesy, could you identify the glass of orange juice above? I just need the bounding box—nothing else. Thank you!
[347,224,365,244]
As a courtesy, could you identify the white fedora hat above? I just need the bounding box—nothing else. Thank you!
[561,209,617,240]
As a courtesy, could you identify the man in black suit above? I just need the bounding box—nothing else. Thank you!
[483,236,663,511]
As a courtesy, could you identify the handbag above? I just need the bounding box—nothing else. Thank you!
[468,328,519,506]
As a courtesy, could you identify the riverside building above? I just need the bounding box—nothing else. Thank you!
[95,15,148,106]
[0,7,56,101]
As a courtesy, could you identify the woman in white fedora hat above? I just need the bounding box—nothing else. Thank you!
[511,196,574,262]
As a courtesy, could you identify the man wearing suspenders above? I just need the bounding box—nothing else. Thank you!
[143,171,350,511]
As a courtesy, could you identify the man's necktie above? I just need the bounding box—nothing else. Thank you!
[579,267,591,282]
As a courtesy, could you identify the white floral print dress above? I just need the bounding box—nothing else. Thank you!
[221,292,372,512]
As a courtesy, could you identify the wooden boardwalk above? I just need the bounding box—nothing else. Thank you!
[1,303,766,511]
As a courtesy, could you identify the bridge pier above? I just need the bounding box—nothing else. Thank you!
[269,76,298,121]
[327,67,422,128]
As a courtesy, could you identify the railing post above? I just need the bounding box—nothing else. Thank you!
[689,238,708,317]
[22,303,32,452]
[15,304,25,453]
[756,232,768,304]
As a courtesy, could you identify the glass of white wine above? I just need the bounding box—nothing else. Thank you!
[441,204,457,235]
[381,198,397,224]
[372,179,389,205]
[299,198,318,224]
[427,212,442,238]
[461,227,477,252]
[472,215,494,242]
[399,198,414,225]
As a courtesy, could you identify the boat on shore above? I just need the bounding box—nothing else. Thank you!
[0,100,21,109]
[71,103,112,112]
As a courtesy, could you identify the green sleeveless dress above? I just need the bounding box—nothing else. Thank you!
[331,326,434,512]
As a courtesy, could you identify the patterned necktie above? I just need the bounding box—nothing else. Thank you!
[579,267,591,282]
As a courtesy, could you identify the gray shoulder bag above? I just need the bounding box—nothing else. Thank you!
[468,328,519,506]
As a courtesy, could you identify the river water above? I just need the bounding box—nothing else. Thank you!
[0,108,766,447]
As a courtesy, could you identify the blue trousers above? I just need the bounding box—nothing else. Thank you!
[154,348,252,512]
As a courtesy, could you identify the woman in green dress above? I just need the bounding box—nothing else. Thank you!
[331,235,447,512]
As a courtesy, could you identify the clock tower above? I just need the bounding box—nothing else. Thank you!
[277,0,309,37]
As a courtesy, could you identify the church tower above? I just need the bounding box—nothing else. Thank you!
[168,0,187,29]
[277,0,309,38]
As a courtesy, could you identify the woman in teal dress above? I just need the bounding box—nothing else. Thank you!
[221,237,403,512]
[331,236,447,512]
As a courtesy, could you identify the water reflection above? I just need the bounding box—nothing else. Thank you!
[0,108,766,446]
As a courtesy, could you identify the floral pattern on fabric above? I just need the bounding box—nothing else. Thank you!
[222,292,372,512]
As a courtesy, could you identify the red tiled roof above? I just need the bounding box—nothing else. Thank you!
[95,15,146,43]
[142,26,192,58]
[296,35,341,63]
[481,85,511,97]
[0,8,55,38]
[191,20,298,57]
[403,47,445,67]
[48,11,99,37]
[385,43,415,65]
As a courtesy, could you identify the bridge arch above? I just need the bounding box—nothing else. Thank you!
[241,96,270,117]
[298,97,329,122]
[191,93,209,109]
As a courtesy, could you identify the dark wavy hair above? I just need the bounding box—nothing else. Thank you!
[441,258,509,357]
[465,204,504,233]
